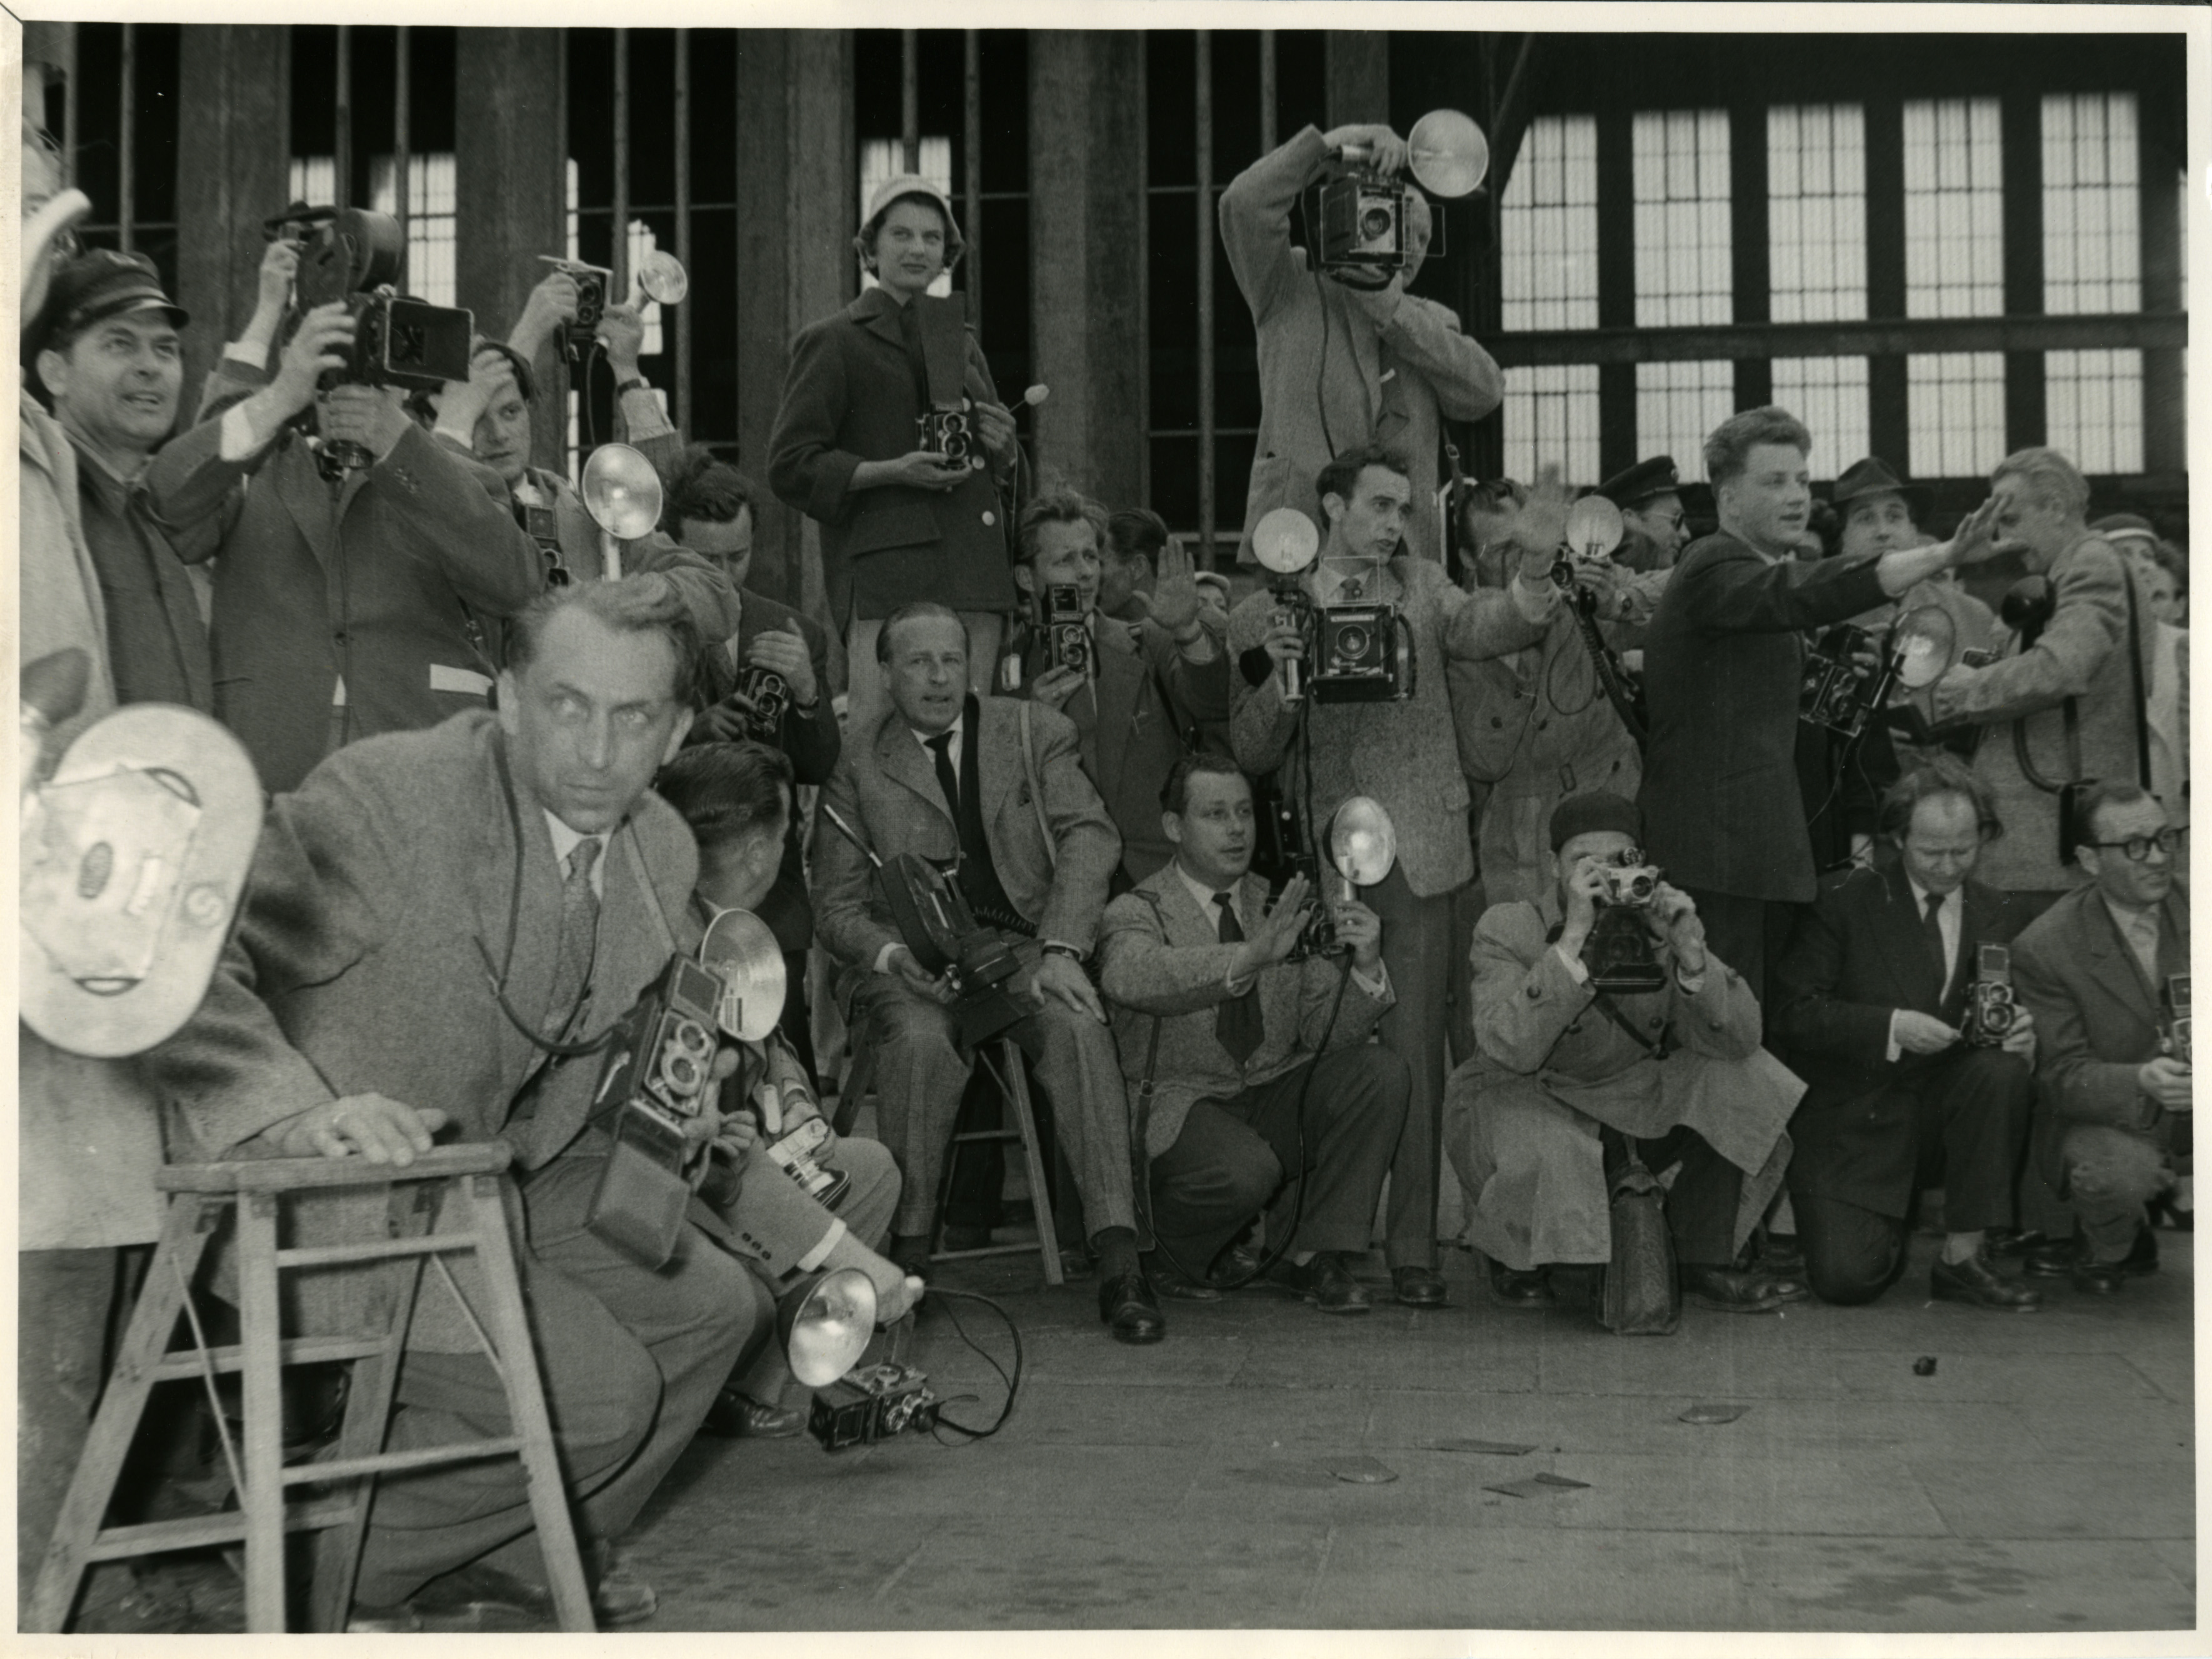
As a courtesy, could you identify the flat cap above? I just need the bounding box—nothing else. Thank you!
[29,248,186,359]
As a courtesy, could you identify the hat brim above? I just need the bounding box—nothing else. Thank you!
[1830,479,1932,523]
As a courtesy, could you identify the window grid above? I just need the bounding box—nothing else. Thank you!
[1771,357,1871,478]
[1906,352,2006,478]
[1632,109,1733,327]
[1768,104,1867,324]
[369,152,458,307]
[1502,363,1601,486]
[1903,99,2003,319]
[2043,93,2140,316]
[1636,361,1735,481]
[1500,114,1598,332]
[2046,349,2144,474]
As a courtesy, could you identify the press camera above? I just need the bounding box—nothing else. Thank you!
[1250,509,1414,705]
[1961,943,2019,1047]
[809,1362,943,1450]
[1315,110,1488,281]
[1045,585,1092,677]
[1800,605,1959,742]
[878,851,1028,1048]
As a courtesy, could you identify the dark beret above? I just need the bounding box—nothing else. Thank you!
[1549,790,1643,851]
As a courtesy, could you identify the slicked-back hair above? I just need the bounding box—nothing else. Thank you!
[1991,446,2091,524]
[1878,756,2004,844]
[506,574,700,704]
[656,740,794,856]
[1016,489,1107,567]
[2076,779,2158,846]
[1316,444,1413,512]
[1704,406,1813,489]
[1161,753,1249,816]
[1106,506,1171,562]
[663,444,755,532]
[876,600,969,665]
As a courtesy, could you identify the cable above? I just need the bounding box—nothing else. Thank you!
[924,1287,1022,1443]
[1311,266,1337,461]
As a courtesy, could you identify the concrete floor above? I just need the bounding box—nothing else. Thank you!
[628,1229,2195,1634]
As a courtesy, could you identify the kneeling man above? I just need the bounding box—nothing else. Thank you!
[1097,757,1408,1313]
[1446,792,1806,1313]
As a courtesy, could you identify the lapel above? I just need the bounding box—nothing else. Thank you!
[2157,892,2191,987]
[976,697,1021,842]
[471,740,566,1090]
[1091,624,1146,794]
[273,440,343,572]
[587,820,681,1030]
[2081,892,2162,1026]
[873,712,956,835]
[851,287,911,354]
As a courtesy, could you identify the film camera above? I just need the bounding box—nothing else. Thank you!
[878,849,1029,1048]
[917,403,983,471]
[538,247,689,366]
[1800,606,1958,742]
[1044,585,1092,677]
[1578,848,1670,996]
[1251,508,1415,705]
[809,1362,943,1450]
[1596,849,1662,909]
[584,954,726,1268]
[2168,974,2191,1067]
[1276,797,1398,963]
[733,666,791,739]
[1315,110,1488,281]
[1961,942,2019,1047]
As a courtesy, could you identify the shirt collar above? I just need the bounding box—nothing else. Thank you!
[2101,891,2161,938]
[1174,860,1241,918]
[1905,874,1952,912]
[910,707,965,751]
[543,810,610,890]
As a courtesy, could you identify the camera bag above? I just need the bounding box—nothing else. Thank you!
[1594,1132,1680,1336]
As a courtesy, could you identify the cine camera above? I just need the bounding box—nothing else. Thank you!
[1251,507,1415,705]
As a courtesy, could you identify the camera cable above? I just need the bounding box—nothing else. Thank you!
[923,1286,1023,1443]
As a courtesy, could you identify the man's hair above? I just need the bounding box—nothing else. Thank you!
[506,574,700,702]
[1991,446,2091,524]
[2077,779,2157,847]
[1016,490,1106,567]
[2152,540,2188,594]
[406,336,534,427]
[1316,444,1412,511]
[1878,757,2004,844]
[876,600,968,664]
[655,740,794,855]
[1160,753,1248,816]
[664,444,755,533]
[1105,506,1170,562]
[1704,406,1813,489]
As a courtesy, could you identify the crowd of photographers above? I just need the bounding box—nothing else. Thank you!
[18,114,2191,1633]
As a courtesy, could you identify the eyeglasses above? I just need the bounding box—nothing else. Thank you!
[2091,827,2182,862]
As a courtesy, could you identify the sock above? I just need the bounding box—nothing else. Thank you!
[1091,1225,1138,1278]
[1940,1230,1984,1265]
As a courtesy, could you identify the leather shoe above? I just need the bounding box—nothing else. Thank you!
[1098,1268,1166,1344]
[1142,1249,1223,1302]
[701,1387,806,1438]
[1390,1264,1449,1308]
[2027,1226,2157,1280]
[1681,1264,1801,1313]
[1212,1243,1263,1285]
[888,1233,934,1280]
[1488,1258,1554,1307]
[1929,1249,2043,1312]
[1265,1252,1372,1314]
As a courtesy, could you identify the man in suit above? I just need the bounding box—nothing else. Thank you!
[1219,122,1503,569]
[1011,490,1230,884]
[2011,782,2191,1293]
[1446,791,1806,1314]
[1926,448,2162,911]
[145,578,763,1629]
[1639,406,2004,1005]
[1771,760,2043,1308]
[811,604,1159,1342]
[1097,757,1406,1313]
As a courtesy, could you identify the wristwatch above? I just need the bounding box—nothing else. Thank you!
[614,376,648,398]
[1041,942,1084,964]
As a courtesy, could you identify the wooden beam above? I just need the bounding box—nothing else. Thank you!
[1324,31,1389,127]
[1488,311,2186,369]
[1999,89,2044,451]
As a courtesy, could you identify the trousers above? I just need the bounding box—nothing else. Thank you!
[1368,863,1461,1268]
[1679,888,1799,1009]
[2061,1122,2171,1260]
[351,1142,765,1607]
[1619,1123,1742,1268]
[1149,1047,1409,1274]
[17,1248,116,1605]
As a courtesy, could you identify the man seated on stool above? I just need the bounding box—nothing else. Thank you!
[1096,757,1408,1312]
[811,603,1163,1343]
[1769,760,2043,1309]
[656,740,919,1437]
[2011,782,2192,1294]
[1446,791,1808,1313]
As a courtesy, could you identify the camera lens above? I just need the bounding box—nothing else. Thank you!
[661,1050,703,1094]
[1360,207,1394,242]
[671,1017,713,1056]
[1336,625,1370,660]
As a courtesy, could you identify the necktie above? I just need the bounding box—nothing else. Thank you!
[1921,890,1949,996]
[1213,892,1264,1067]
[2121,907,2163,988]
[548,839,601,1037]
[926,730,960,817]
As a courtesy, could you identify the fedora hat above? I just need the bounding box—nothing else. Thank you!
[1828,456,1931,522]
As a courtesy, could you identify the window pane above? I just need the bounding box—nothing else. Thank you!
[2046,349,2144,473]
[369,152,458,309]
[1768,105,1866,323]
[1501,114,1598,332]
[2043,93,2140,315]
[1904,99,2003,318]
[1502,363,1601,484]
[1771,357,1871,479]
[1906,352,2006,478]
[1637,361,1734,481]
[1633,110,1731,327]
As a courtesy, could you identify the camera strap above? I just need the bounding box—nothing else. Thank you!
[1018,699,1057,872]
[2121,554,2152,788]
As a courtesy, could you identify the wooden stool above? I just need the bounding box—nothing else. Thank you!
[835,1035,1065,1287]
[26,1145,593,1634]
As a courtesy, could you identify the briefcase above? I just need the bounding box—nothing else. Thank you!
[1596,1150,1679,1335]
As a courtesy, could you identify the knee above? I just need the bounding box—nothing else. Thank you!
[2064,1127,2166,1207]
[1158,1143,1283,1217]
[1956,1047,2037,1111]
[1803,1241,1897,1307]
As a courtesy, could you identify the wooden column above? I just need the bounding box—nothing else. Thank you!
[1324,31,1389,127]
[454,29,568,474]
[1594,107,1636,477]
[1728,102,1771,412]
[1999,89,2044,454]
[174,26,291,417]
[1028,31,1145,508]
[1863,93,1909,468]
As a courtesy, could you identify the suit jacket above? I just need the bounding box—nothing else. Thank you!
[69,434,223,712]
[1639,532,1889,902]
[1013,614,1231,882]
[1097,865,1393,1157]
[768,287,1018,622]
[146,371,544,793]
[1770,864,2026,1214]
[1933,533,2160,892]
[813,697,1122,987]
[144,711,698,1348]
[2012,884,2190,1165]
[1219,127,1503,568]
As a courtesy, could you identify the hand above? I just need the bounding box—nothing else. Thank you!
[1149,536,1204,640]
[1507,465,1573,586]
[269,302,356,416]
[2138,1056,2193,1112]
[253,238,300,322]
[321,383,413,461]
[1571,557,1623,619]
[271,1094,449,1166]
[970,400,1018,467]
[1029,664,1084,712]
[1322,123,1408,176]
[1557,854,1607,955]
[1332,898,1383,973]
[511,271,581,357]
[711,1110,761,1160]
[1644,882,1708,974]
[1943,496,2011,567]
[696,693,758,744]
[598,301,646,379]
[1029,950,1106,1022]
[1237,873,1313,978]
[1894,1010,1963,1055]
[889,944,956,1005]
[1999,1006,2037,1064]
[745,625,819,707]
[867,450,970,492]
[434,346,518,435]
[1849,833,1875,870]
[1260,615,1309,667]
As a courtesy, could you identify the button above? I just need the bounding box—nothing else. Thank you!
[334,632,348,645]
[982,510,997,527]
[1491,716,1504,729]
[1526,984,1541,999]
[1649,1017,1662,1030]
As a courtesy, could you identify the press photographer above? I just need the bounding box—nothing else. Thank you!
[1220,122,1503,568]
[1009,491,1231,884]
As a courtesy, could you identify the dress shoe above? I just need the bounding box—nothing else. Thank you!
[1929,1249,2043,1312]
[1265,1252,1372,1314]
[1680,1264,1803,1313]
[1098,1268,1166,1344]
[1488,1258,1554,1307]
[1142,1249,1223,1301]
[2027,1226,2157,1280]
[701,1386,806,1438]
[1390,1264,1449,1308]
[1212,1243,1263,1285]
[888,1233,934,1280]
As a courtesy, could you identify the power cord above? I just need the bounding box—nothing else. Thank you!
[924,1287,1023,1443]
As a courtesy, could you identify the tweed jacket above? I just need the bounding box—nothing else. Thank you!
[1097,865,1394,1158]
[1639,532,1890,902]
[1769,864,2027,1215]
[1219,126,1504,568]
[1932,532,2159,892]
[143,712,699,1347]
[1011,614,1231,882]
[68,434,222,711]
[1228,554,1529,898]
[813,695,1122,989]
[767,287,1018,622]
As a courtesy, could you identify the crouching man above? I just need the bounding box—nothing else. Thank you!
[1445,791,1808,1313]
[1097,757,1408,1312]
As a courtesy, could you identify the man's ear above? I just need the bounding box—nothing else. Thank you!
[1012,562,1037,598]
[1320,492,1345,528]
[1162,810,1184,849]
[34,347,69,402]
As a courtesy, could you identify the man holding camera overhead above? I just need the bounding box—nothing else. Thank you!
[1221,122,1503,570]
